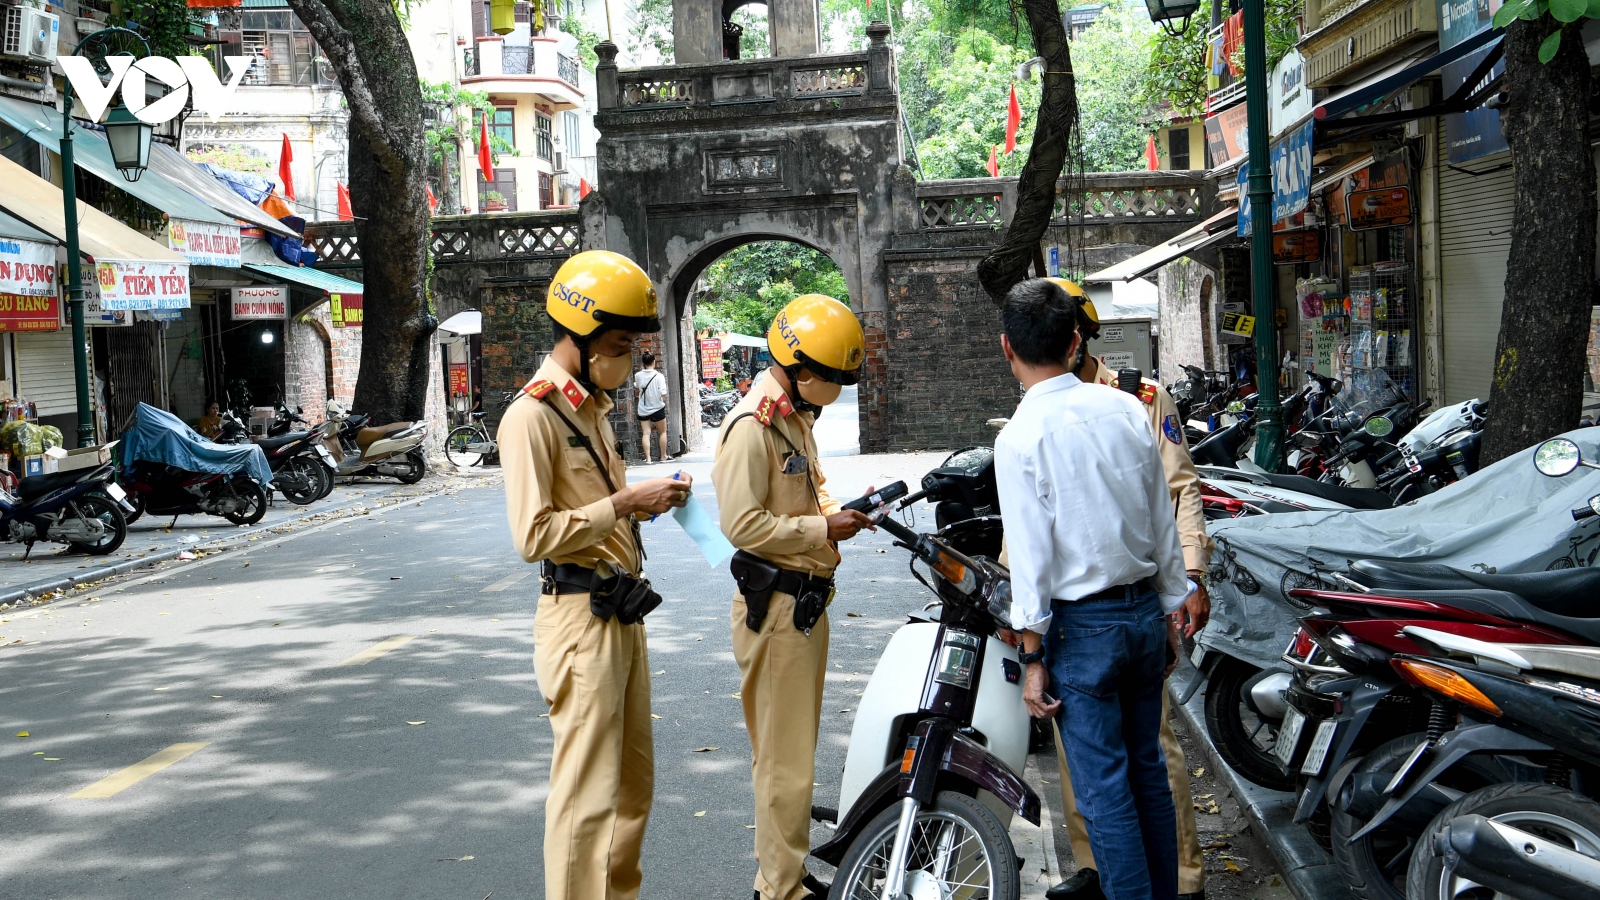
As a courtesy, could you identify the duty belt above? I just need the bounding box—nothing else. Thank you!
[541,561,599,595]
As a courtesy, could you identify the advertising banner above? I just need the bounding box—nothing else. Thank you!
[448,363,469,396]
[1204,103,1250,167]
[1269,51,1311,138]
[96,260,191,310]
[1273,231,1322,264]
[330,292,363,327]
[700,338,724,380]
[1236,120,1313,236]
[167,218,242,267]
[0,292,60,332]
[0,238,56,297]
[81,278,131,326]
[231,284,288,320]
[1438,0,1508,163]
[1348,187,1414,231]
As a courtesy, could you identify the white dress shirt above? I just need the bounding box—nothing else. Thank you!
[995,373,1190,633]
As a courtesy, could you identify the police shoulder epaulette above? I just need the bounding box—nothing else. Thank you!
[1137,383,1158,405]
[524,379,557,399]
[754,396,778,425]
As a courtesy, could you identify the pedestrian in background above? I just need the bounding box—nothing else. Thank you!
[633,351,668,463]
[500,250,690,900]
[995,278,1188,900]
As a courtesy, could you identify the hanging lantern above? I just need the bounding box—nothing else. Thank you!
[490,0,515,35]
[1142,0,1201,34]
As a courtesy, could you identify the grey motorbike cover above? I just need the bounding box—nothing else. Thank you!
[1200,426,1600,670]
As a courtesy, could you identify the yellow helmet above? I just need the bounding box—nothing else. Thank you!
[1048,277,1099,337]
[768,294,865,385]
[546,250,660,337]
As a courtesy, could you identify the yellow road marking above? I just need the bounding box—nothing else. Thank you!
[336,635,416,666]
[70,742,209,799]
[480,571,531,593]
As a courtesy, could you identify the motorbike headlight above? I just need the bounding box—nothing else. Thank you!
[933,630,981,689]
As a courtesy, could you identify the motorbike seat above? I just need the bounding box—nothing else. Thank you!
[1398,587,1600,645]
[357,422,410,451]
[255,432,311,453]
[1351,560,1600,620]
[1257,473,1394,511]
[343,414,370,432]
[18,470,87,501]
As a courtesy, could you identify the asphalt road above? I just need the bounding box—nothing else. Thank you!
[0,453,959,900]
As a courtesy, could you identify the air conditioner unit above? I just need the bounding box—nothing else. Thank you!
[552,151,567,174]
[3,7,59,65]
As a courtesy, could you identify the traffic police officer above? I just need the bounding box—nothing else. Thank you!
[1046,278,1213,900]
[712,294,874,900]
[500,249,692,900]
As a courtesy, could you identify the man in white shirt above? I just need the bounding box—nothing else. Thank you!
[632,352,668,463]
[995,278,1188,900]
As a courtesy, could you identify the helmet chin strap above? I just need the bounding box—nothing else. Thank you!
[784,364,824,417]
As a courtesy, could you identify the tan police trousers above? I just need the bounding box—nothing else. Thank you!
[732,588,830,900]
[1054,689,1206,894]
[534,590,654,900]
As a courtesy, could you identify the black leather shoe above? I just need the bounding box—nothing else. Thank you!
[1178,892,1205,900]
[801,873,831,898]
[1045,868,1105,900]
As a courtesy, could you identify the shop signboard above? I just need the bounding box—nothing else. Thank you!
[231,284,287,320]
[448,363,469,396]
[96,260,190,310]
[1438,0,1508,163]
[139,309,184,322]
[700,338,724,380]
[1221,311,1256,339]
[166,218,242,267]
[1204,102,1250,167]
[1236,120,1314,235]
[80,278,131,326]
[0,238,56,297]
[0,292,59,332]
[1047,246,1060,277]
[1348,187,1414,231]
[1273,231,1322,264]
[330,292,363,327]
[1269,51,1311,138]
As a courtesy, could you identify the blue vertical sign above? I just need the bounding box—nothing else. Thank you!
[1236,165,1252,237]
[1438,0,1507,163]
[1047,246,1060,277]
[1237,119,1313,238]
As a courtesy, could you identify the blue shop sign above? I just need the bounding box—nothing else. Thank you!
[1438,0,1507,163]
[1236,119,1313,237]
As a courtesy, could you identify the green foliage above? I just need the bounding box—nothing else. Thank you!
[1137,0,1299,114]
[1492,0,1600,62]
[1075,3,1162,171]
[692,242,849,336]
[730,5,771,58]
[628,0,674,63]
[420,79,513,174]
[563,8,602,69]
[114,0,190,59]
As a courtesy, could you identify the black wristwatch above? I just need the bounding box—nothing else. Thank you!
[1018,647,1046,666]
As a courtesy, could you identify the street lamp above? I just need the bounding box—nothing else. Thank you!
[103,105,153,183]
[1142,0,1202,36]
[60,27,151,447]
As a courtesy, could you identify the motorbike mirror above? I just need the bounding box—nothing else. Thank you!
[1295,431,1321,449]
[1363,416,1394,438]
[1535,438,1584,477]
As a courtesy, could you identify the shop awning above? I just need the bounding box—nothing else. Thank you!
[244,264,364,297]
[0,154,186,266]
[439,309,481,335]
[0,208,57,298]
[717,332,768,349]
[147,143,300,238]
[1314,28,1504,136]
[0,95,234,226]
[1085,208,1240,283]
[0,207,52,244]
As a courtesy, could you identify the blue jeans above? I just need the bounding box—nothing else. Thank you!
[1046,589,1177,900]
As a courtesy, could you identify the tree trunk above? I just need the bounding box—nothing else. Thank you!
[287,0,435,423]
[975,0,1076,303]
[1480,18,1595,464]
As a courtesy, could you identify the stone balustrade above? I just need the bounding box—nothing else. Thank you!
[914,171,1208,232]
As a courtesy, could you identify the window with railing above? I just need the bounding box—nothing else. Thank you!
[502,45,533,74]
[1169,128,1191,170]
[536,113,553,161]
[208,9,335,87]
[476,107,515,148]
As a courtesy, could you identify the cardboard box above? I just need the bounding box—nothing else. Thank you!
[55,441,117,473]
[23,454,45,477]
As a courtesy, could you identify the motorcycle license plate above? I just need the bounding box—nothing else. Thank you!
[105,483,127,501]
[1275,706,1307,767]
[316,445,335,464]
[1300,719,1339,776]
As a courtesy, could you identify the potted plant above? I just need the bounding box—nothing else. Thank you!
[482,190,506,212]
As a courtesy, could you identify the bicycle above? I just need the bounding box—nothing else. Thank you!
[444,392,515,468]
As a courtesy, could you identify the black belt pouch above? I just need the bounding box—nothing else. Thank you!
[592,572,662,625]
[793,588,827,635]
[729,550,780,632]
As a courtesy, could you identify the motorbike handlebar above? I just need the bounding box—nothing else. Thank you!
[1574,500,1599,522]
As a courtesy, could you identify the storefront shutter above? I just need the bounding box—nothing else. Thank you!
[14,330,82,417]
[1438,121,1514,405]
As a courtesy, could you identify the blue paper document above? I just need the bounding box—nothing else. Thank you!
[672,493,737,567]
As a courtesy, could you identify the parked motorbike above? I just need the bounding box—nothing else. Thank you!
[810,477,1038,900]
[0,463,130,557]
[699,384,740,429]
[323,401,427,484]
[216,408,336,504]
[117,403,274,527]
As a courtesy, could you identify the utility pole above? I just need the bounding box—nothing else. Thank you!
[1242,0,1282,471]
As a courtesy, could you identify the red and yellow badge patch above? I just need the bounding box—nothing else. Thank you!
[1137,383,1157,405]
[773,394,794,418]
[524,379,556,399]
[754,396,777,425]
[561,381,586,407]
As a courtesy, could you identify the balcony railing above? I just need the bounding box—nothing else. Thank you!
[464,47,479,77]
[914,172,1207,232]
[503,45,533,75]
[558,53,579,87]
[1205,24,1245,112]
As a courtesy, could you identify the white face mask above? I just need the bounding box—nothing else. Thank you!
[796,374,842,407]
[588,352,633,390]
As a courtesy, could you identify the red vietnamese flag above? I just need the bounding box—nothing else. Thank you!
[336,183,353,220]
[1004,86,1021,154]
[986,144,999,178]
[1145,133,1160,170]
[579,178,592,199]
[478,115,494,177]
[425,184,439,214]
[278,133,295,201]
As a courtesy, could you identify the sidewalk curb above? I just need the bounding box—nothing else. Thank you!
[1169,675,1353,900]
[0,479,462,608]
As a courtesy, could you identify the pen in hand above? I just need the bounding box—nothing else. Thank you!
[650,471,684,522]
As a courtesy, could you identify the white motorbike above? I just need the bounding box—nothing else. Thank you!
[322,401,429,484]
[813,469,1038,900]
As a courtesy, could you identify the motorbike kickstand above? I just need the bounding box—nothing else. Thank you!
[170,516,179,529]
[22,541,33,561]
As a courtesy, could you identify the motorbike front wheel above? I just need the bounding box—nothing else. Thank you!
[833,791,1019,900]
[1406,782,1600,900]
[278,455,324,505]
[1203,656,1296,792]
[222,479,268,526]
[395,449,427,485]
[66,494,127,556]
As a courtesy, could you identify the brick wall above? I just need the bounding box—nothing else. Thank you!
[1158,258,1220,379]
[285,314,330,424]
[858,310,888,447]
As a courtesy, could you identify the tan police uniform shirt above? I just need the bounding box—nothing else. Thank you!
[712,375,843,577]
[500,357,642,576]
[1091,357,1212,572]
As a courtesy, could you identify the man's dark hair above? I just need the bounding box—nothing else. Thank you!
[642,351,656,366]
[1002,279,1079,366]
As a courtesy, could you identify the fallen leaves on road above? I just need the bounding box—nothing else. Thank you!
[744,824,756,829]
[406,721,426,726]
[1201,841,1230,851]
[731,692,741,699]
[692,747,719,753]
[43,757,61,761]
[438,855,475,862]
[846,612,862,617]
[693,811,706,817]
[651,714,662,720]
[15,731,27,737]
[1192,767,1205,777]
